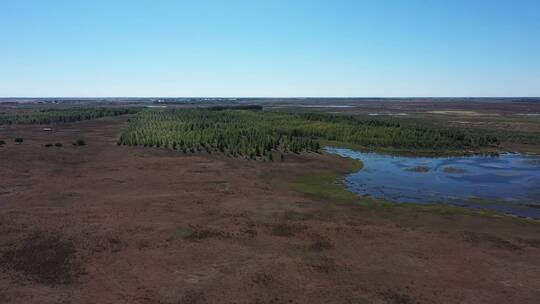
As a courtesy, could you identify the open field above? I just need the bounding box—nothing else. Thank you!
[1,101,540,303]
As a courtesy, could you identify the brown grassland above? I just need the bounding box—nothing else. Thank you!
[1,101,540,304]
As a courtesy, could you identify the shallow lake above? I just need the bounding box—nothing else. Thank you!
[325,147,540,219]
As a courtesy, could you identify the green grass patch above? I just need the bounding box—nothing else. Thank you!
[287,155,540,235]
[292,170,359,205]
[319,139,501,157]
[173,228,193,239]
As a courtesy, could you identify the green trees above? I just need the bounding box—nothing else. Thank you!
[118,109,321,160]
[119,108,497,160]
[0,107,141,125]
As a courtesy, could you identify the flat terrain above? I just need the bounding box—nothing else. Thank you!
[272,99,540,153]
[1,109,540,303]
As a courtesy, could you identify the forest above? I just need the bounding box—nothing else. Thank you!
[0,107,141,125]
[118,107,499,160]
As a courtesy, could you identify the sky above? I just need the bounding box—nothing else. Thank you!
[1,0,539,97]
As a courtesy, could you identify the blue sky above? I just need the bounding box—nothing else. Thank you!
[1,0,539,97]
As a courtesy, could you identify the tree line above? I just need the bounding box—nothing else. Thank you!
[118,108,499,160]
[0,107,141,125]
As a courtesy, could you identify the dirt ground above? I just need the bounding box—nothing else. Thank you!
[1,115,540,304]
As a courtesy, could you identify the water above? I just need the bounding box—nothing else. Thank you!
[325,147,540,219]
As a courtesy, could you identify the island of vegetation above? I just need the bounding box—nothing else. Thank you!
[118,106,499,160]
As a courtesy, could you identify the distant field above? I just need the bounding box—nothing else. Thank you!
[2,99,538,153]
[268,99,540,152]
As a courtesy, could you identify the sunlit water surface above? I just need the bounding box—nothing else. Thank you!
[325,147,540,219]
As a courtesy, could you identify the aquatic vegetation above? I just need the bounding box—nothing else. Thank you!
[327,147,540,219]
[406,166,431,172]
[443,166,466,173]
[523,159,540,166]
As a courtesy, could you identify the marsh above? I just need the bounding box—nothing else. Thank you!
[326,147,540,218]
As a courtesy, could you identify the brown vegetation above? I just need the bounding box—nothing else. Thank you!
[0,112,539,303]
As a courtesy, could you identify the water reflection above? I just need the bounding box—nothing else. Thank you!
[325,147,540,219]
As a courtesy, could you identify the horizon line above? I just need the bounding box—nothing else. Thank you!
[1,96,540,99]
